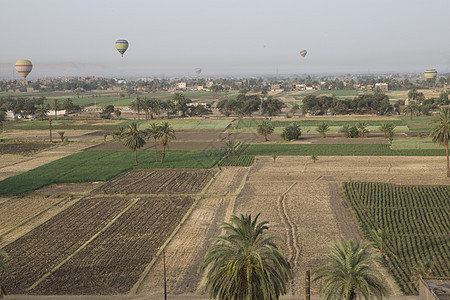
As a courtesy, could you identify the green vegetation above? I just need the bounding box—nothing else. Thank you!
[6,118,232,131]
[218,155,254,167]
[236,119,406,130]
[344,182,450,294]
[313,239,388,300]
[242,144,445,156]
[199,214,291,300]
[0,150,225,195]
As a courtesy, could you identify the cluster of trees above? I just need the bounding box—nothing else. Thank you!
[302,92,393,116]
[112,121,176,164]
[217,95,283,117]
[0,96,81,121]
[199,213,389,300]
[129,93,211,119]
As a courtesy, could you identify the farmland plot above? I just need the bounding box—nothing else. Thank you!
[344,182,450,294]
[33,196,195,295]
[0,196,135,294]
[97,169,215,194]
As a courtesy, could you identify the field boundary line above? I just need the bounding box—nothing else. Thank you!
[130,195,204,294]
[26,197,140,292]
[0,195,74,239]
[131,168,230,294]
[0,195,85,248]
[224,166,252,222]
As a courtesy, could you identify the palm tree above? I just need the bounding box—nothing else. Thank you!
[316,122,330,138]
[159,122,176,163]
[62,98,74,115]
[403,103,419,120]
[430,107,450,177]
[122,122,146,164]
[35,104,49,120]
[313,239,388,300]
[257,119,275,142]
[198,214,292,300]
[163,99,175,119]
[51,99,59,120]
[371,228,387,257]
[146,123,162,162]
[130,97,144,120]
[379,123,395,139]
[0,238,7,298]
[356,121,369,138]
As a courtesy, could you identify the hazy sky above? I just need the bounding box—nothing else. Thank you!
[1,0,450,79]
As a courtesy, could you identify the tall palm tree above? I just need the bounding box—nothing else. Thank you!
[257,119,275,142]
[403,104,419,120]
[0,238,7,298]
[198,214,292,300]
[356,121,369,138]
[159,122,176,163]
[163,99,175,119]
[51,99,58,120]
[130,97,144,120]
[62,98,74,115]
[379,123,395,139]
[146,122,162,162]
[316,122,330,138]
[35,104,49,121]
[430,107,450,177]
[371,228,387,257]
[313,239,388,300]
[122,122,146,164]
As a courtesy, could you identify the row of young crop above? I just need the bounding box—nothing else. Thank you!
[218,155,255,167]
[343,182,450,295]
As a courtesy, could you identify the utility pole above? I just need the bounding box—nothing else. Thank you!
[49,118,53,142]
[163,249,167,300]
[305,270,310,300]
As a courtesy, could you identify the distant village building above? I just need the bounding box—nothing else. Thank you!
[375,83,389,91]
[206,81,214,88]
[176,82,187,90]
[270,84,283,92]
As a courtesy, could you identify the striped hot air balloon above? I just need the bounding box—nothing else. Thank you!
[194,68,202,74]
[424,69,437,79]
[115,39,129,57]
[299,50,307,58]
[15,59,33,80]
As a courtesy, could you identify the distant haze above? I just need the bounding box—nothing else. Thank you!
[1,0,450,79]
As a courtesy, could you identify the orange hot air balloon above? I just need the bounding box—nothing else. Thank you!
[15,59,33,80]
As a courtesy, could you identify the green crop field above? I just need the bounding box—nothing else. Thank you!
[139,118,233,131]
[0,149,225,195]
[218,154,254,167]
[241,143,445,156]
[6,120,125,131]
[344,182,450,294]
[400,116,435,132]
[44,96,136,108]
[236,119,406,129]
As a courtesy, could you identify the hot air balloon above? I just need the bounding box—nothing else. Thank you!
[115,39,129,57]
[299,50,307,58]
[15,59,33,80]
[194,68,202,74]
[424,69,437,79]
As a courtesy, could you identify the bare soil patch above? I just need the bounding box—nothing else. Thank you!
[1,196,135,294]
[207,167,249,195]
[96,169,215,195]
[33,196,195,295]
[33,182,104,196]
[0,142,54,155]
